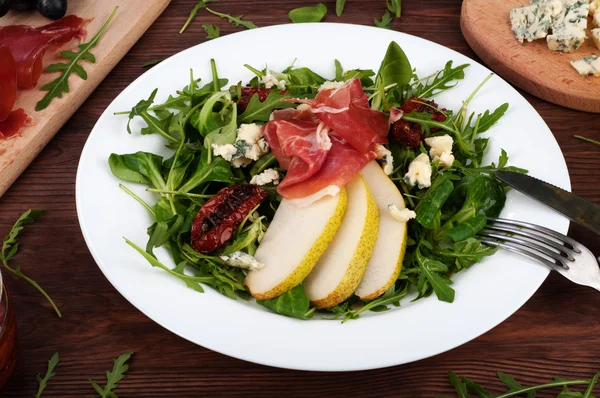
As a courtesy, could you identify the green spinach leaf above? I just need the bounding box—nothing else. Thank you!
[288,3,327,23]
[257,285,313,320]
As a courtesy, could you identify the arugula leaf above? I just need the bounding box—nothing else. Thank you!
[374,10,393,29]
[239,90,296,123]
[449,371,469,398]
[387,0,402,18]
[142,59,164,68]
[477,103,509,134]
[289,3,328,23]
[462,376,493,398]
[1,210,61,318]
[202,23,220,39]
[36,7,118,111]
[417,256,455,302]
[108,154,150,184]
[450,371,600,398]
[89,352,133,398]
[178,150,233,194]
[336,0,346,17]
[257,285,313,319]
[574,135,600,147]
[409,61,469,98]
[440,237,498,270]
[180,0,218,34]
[334,59,343,80]
[35,352,59,398]
[206,7,257,29]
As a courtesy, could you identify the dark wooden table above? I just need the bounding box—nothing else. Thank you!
[1,1,599,396]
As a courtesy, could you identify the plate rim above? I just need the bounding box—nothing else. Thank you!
[76,22,571,371]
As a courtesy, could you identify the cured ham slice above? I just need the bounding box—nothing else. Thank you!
[281,134,376,200]
[0,15,86,89]
[262,119,327,184]
[0,109,31,140]
[0,46,17,122]
[311,78,389,153]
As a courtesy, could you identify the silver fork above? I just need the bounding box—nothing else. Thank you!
[477,218,600,292]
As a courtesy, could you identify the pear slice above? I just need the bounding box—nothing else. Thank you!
[304,175,379,309]
[245,189,348,301]
[355,161,408,300]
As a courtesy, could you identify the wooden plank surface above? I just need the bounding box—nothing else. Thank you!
[461,0,600,113]
[0,0,171,197]
[1,0,600,396]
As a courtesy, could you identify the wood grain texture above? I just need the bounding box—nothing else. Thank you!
[1,0,600,396]
[461,0,600,113]
[0,0,171,198]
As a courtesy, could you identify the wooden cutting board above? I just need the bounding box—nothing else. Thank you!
[0,0,171,197]
[461,0,600,113]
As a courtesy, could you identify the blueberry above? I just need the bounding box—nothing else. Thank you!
[36,0,66,20]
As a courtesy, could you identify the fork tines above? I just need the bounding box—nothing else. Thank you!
[477,217,581,272]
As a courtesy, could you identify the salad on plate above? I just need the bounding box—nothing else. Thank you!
[108,41,525,321]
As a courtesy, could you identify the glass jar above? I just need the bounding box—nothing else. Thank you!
[0,270,17,388]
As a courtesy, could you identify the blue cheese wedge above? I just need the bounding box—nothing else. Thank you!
[546,0,589,53]
[594,9,600,28]
[593,28,600,50]
[510,4,554,43]
[570,56,600,76]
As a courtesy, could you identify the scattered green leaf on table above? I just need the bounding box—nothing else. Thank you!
[374,10,392,29]
[574,135,600,147]
[89,352,134,398]
[289,3,328,23]
[0,210,61,318]
[202,23,220,39]
[336,0,346,17]
[142,59,164,68]
[35,352,59,398]
[449,371,600,398]
[206,7,257,29]
[180,0,218,34]
[35,7,118,111]
[387,0,402,18]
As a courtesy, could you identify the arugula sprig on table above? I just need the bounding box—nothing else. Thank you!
[35,352,59,398]
[206,7,257,29]
[35,7,118,111]
[1,210,61,318]
[448,370,600,398]
[89,352,134,398]
[180,0,218,34]
[203,23,220,39]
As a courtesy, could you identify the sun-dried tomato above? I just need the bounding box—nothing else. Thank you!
[237,86,289,112]
[191,184,268,254]
[390,97,447,148]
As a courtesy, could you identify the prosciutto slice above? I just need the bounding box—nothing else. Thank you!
[0,109,30,140]
[0,15,86,89]
[0,46,17,121]
[280,134,375,200]
[311,78,389,153]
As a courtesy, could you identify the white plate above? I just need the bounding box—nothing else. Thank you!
[76,24,570,371]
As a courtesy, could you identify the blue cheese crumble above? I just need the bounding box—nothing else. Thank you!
[250,168,280,186]
[404,153,432,189]
[212,123,269,168]
[220,251,265,271]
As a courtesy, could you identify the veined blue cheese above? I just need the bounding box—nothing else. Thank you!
[404,153,432,189]
[424,134,455,168]
[261,73,286,89]
[374,144,395,175]
[546,0,589,52]
[212,123,269,168]
[594,9,600,27]
[593,28,600,50]
[220,251,265,271]
[510,4,554,43]
[570,56,600,76]
[589,0,600,15]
